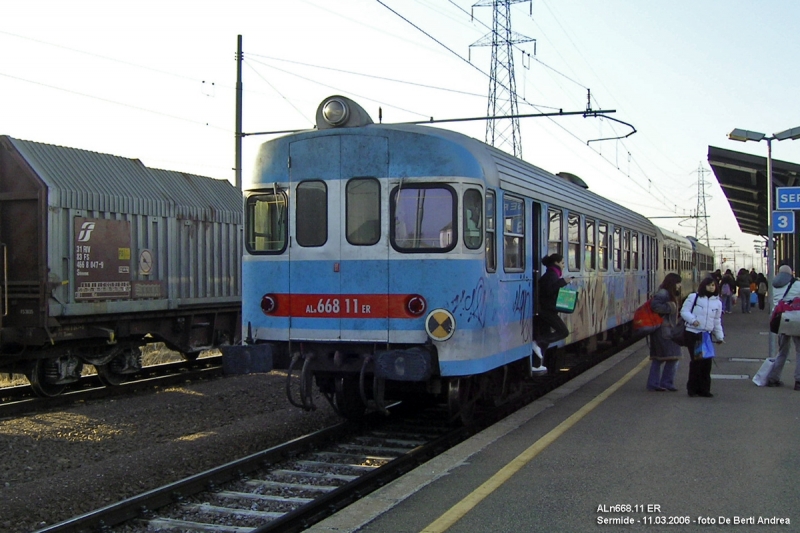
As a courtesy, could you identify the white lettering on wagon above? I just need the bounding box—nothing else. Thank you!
[304,298,373,315]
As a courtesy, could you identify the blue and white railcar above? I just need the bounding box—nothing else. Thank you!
[242,96,661,420]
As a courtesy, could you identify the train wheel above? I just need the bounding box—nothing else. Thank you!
[96,364,127,387]
[448,377,478,426]
[334,377,367,421]
[28,359,67,397]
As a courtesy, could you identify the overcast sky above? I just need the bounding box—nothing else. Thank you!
[3,0,799,269]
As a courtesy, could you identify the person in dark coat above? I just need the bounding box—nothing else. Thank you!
[736,268,752,313]
[531,253,572,374]
[647,273,684,391]
[756,272,768,311]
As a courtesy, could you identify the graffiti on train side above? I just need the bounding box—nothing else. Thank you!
[569,276,609,340]
[447,277,488,326]
[567,274,645,340]
[512,285,533,343]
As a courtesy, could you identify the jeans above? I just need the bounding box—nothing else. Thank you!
[768,334,800,383]
[647,360,678,390]
[721,294,732,313]
[739,288,751,312]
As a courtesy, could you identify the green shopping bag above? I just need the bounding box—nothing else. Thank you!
[555,287,578,313]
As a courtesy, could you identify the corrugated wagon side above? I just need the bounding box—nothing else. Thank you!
[0,136,242,395]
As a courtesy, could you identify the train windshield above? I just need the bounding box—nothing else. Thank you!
[245,191,288,253]
[391,185,456,252]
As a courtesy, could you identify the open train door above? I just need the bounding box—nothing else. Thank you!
[287,135,389,343]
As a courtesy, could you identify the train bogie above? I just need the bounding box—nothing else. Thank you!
[0,136,242,394]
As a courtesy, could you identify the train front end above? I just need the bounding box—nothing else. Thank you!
[242,96,502,420]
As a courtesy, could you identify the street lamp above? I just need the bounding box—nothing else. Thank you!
[728,125,800,356]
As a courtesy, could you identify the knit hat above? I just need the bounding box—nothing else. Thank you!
[779,264,793,274]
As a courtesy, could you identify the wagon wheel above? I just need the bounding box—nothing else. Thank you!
[448,376,479,426]
[28,358,67,397]
[334,376,367,421]
[95,347,141,387]
[95,363,127,387]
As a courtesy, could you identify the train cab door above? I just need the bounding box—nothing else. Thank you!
[288,135,389,342]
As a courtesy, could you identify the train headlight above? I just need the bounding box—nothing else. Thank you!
[425,308,455,342]
[406,294,427,316]
[260,294,278,315]
[322,98,350,127]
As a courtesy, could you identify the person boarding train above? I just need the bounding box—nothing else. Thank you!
[531,254,573,374]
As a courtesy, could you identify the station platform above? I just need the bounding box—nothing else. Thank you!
[306,308,798,532]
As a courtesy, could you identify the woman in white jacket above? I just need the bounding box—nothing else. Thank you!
[681,277,724,397]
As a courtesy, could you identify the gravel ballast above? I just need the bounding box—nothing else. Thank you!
[0,372,340,533]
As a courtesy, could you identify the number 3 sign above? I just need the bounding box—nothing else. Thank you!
[773,211,795,233]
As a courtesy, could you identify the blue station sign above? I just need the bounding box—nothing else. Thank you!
[776,187,800,210]
[773,211,795,234]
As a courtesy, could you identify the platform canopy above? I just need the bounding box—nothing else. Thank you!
[707,145,800,236]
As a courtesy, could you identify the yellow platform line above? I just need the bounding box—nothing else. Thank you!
[420,355,649,533]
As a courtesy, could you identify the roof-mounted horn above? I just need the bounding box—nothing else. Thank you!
[315,96,374,130]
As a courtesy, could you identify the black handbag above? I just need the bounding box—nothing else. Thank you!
[660,314,687,346]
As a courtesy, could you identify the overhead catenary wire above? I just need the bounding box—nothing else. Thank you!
[374,0,679,215]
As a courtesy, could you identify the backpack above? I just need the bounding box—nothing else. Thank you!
[758,282,768,295]
[633,299,662,336]
[721,283,732,296]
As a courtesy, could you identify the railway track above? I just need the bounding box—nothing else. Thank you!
[30,338,635,533]
[0,357,224,418]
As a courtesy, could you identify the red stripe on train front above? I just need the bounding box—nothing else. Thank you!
[260,294,426,319]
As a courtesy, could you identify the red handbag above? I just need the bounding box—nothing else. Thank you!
[633,299,662,336]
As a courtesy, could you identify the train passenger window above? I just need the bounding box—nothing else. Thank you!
[598,222,608,271]
[391,185,456,252]
[613,227,622,271]
[504,196,524,271]
[632,232,639,269]
[623,230,629,270]
[548,209,562,256]
[463,189,483,250]
[486,191,496,272]
[585,219,596,271]
[568,213,580,270]
[346,178,380,245]
[245,191,287,254]
[296,181,328,247]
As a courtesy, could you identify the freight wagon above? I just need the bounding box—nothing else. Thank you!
[0,136,242,395]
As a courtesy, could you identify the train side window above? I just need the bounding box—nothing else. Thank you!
[346,178,380,245]
[567,213,580,270]
[613,227,622,271]
[598,222,608,271]
[245,191,288,254]
[585,218,596,271]
[503,196,525,271]
[486,191,496,272]
[464,188,483,250]
[391,185,456,252]
[623,229,631,270]
[632,232,639,269]
[548,208,562,256]
[296,181,328,247]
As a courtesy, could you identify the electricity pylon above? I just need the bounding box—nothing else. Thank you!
[471,0,534,158]
[695,163,711,246]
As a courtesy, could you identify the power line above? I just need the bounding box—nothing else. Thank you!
[0,71,229,131]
